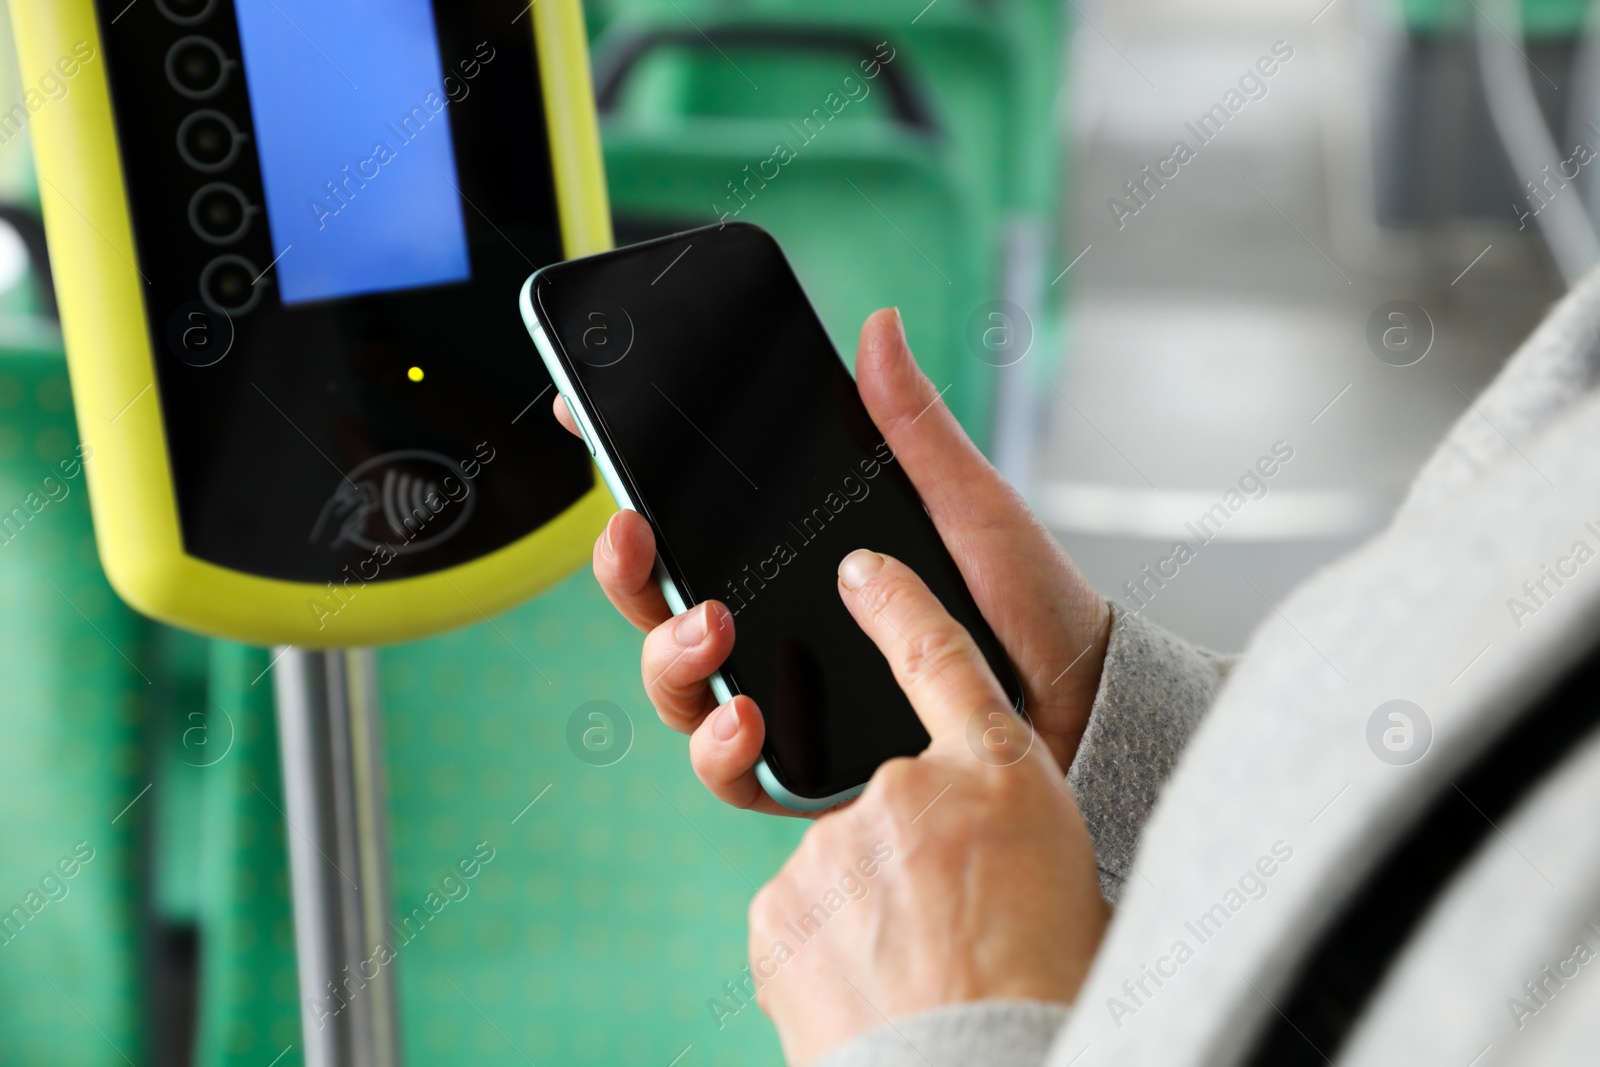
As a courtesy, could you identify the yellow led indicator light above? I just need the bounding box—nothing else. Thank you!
[407,366,424,382]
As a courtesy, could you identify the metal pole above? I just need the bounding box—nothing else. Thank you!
[991,217,1045,498]
[273,648,401,1067]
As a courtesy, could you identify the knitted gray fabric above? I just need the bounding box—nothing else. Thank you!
[811,1000,1070,1067]
[1066,604,1234,903]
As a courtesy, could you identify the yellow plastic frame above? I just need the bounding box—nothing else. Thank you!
[10,0,615,648]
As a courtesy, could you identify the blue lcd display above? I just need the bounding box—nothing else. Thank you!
[233,0,471,304]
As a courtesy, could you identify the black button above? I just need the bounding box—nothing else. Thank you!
[200,255,262,316]
[177,110,243,173]
[188,182,251,245]
[166,37,229,100]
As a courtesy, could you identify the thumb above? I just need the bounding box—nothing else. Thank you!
[855,308,1031,538]
[836,548,1008,747]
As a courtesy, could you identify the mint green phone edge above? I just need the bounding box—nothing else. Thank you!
[518,272,866,813]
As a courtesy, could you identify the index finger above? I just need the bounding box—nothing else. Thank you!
[835,549,1009,746]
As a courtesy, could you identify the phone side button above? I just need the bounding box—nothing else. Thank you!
[570,405,598,456]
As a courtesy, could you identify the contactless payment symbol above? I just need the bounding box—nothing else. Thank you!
[309,450,476,556]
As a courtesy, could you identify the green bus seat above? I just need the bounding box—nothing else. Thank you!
[592,0,1072,445]
[1400,0,1591,35]
[603,116,993,445]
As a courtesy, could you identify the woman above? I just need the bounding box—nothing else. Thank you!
[555,272,1600,1065]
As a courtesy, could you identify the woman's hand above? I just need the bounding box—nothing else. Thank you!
[556,308,1111,815]
[746,549,1110,1064]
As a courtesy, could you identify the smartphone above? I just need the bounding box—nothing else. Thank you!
[520,222,1024,810]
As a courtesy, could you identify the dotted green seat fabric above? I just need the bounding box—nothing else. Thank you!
[0,325,148,1065]
[195,573,808,1066]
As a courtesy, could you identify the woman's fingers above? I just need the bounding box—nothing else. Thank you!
[553,393,580,437]
[639,599,736,733]
[560,398,673,631]
[596,511,790,809]
[853,309,1036,548]
[853,309,1110,762]
[686,696,803,816]
[836,549,1013,751]
[592,510,672,632]
[646,610,815,817]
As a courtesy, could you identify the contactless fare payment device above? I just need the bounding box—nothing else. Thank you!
[11,0,613,646]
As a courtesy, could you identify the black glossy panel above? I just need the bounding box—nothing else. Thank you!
[95,0,592,585]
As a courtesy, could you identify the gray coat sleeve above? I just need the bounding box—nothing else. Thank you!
[811,1001,1071,1067]
[1066,601,1236,902]
[809,603,1230,1066]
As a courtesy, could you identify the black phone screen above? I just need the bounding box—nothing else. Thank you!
[532,222,1022,801]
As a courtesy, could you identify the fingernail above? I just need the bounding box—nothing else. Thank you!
[600,516,616,561]
[674,606,707,646]
[890,307,906,342]
[839,549,884,589]
[713,702,740,741]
